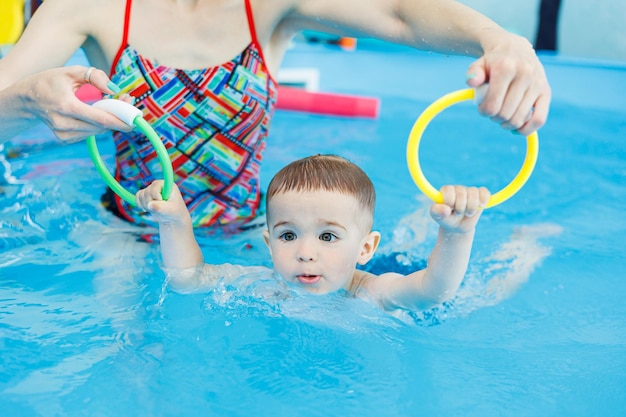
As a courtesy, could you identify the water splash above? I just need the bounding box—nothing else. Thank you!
[458,223,563,311]
[372,203,563,324]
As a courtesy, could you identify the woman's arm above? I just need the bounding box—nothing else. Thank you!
[0,0,130,143]
[287,0,550,135]
[0,66,132,144]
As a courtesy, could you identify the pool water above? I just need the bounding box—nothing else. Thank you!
[1,44,625,416]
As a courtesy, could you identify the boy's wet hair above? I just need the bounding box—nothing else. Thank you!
[266,154,376,228]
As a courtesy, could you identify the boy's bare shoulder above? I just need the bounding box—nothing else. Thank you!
[349,269,404,305]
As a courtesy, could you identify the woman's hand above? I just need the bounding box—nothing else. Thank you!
[6,66,134,143]
[466,34,551,136]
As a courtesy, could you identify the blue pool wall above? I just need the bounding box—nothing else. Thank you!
[459,0,626,62]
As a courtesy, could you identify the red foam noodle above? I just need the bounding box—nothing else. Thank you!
[276,86,379,118]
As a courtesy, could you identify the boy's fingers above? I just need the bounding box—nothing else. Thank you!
[135,181,165,210]
[440,185,455,207]
[149,180,165,200]
[452,186,467,216]
[440,186,493,218]
[479,187,491,207]
[430,203,452,222]
[464,187,480,217]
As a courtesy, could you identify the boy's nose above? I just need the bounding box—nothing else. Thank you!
[298,253,315,262]
[297,241,317,262]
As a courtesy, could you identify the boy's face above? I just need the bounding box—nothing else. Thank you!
[264,189,379,295]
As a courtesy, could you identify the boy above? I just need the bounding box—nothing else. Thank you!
[136,154,490,313]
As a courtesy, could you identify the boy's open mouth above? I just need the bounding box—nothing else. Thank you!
[296,275,321,285]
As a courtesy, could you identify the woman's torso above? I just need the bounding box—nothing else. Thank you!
[84,0,287,228]
[81,0,293,75]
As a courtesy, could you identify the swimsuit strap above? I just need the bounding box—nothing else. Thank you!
[111,0,264,74]
[244,0,268,64]
[110,0,133,73]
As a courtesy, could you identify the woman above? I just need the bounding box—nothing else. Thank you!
[0,0,550,228]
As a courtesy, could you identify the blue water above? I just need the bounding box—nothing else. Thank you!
[1,44,625,416]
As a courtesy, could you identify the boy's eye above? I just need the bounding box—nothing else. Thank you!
[319,232,337,242]
[280,231,296,241]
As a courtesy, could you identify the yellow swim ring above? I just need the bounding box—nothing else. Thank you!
[0,0,24,45]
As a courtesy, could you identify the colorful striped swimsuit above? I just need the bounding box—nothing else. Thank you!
[105,0,277,228]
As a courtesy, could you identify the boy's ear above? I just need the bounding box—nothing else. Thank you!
[357,231,381,265]
[263,230,272,254]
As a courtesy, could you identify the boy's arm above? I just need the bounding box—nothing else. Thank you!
[135,180,202,269]
[136,181,271,293]
[371,185,490,311]
[135,180,205,291]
